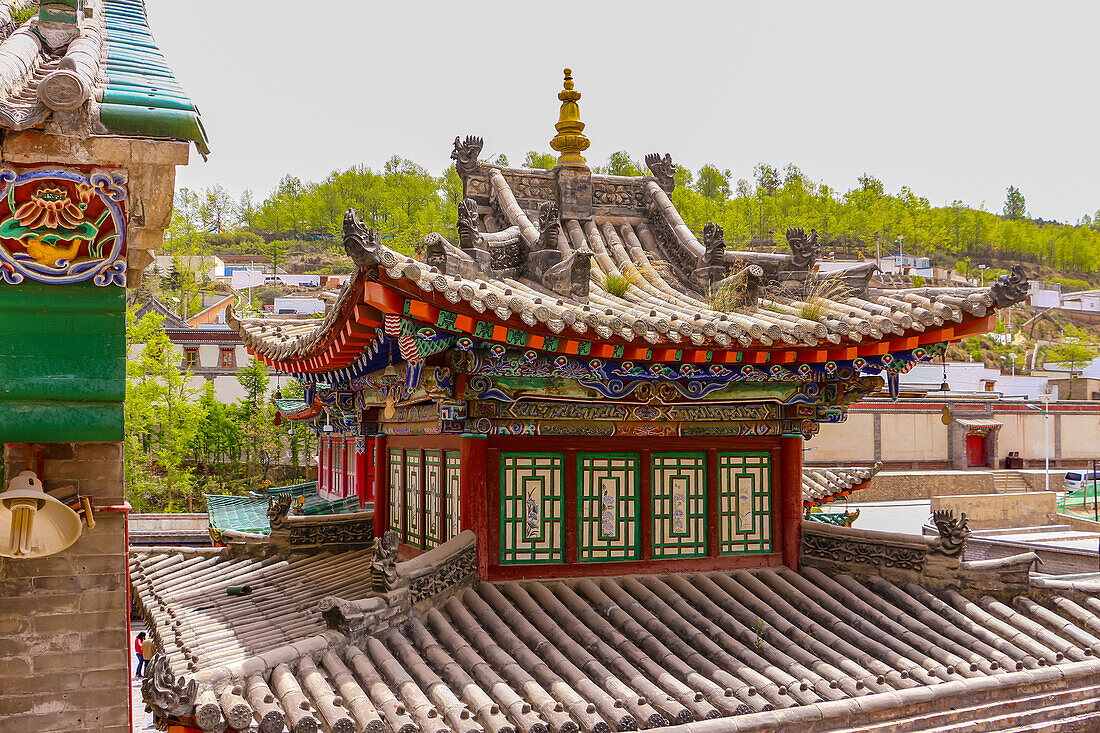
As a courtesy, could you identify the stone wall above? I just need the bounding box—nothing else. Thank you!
[851,471,994,502]
[930,492,1058,530]
[0,442,129,733]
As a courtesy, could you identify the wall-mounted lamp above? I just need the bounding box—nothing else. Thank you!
[0,471,84,559]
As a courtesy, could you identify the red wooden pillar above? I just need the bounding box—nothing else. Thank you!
[373,433,387,539]
[355,437,369,508]
[459,433,488,579]
[779,434,804,571]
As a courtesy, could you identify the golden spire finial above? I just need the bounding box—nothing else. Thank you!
[550,67,590,168]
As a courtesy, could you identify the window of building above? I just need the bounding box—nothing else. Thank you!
[219,348,235,368]
[183,348,198,368]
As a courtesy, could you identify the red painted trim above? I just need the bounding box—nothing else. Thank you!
[706,448,720,558]
[486,447,501,580]
[639,448,653,562]
[564,449,578,565]
[779,435,803,571]
[486,552,784,581]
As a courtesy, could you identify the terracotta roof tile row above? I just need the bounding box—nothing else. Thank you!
[802,464,883,507]
[136,556,1100,732]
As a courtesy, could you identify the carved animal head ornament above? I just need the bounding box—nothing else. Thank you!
[702,222,726,267]
[990,264,1029,307]
[645,152,676,192]
[785,226,819,270]
[536,200,561,251]
[266,493,293,529]
[451,135,484,178]
[456,198,483,251]
[342,208,381,268]
[931,509,970,556]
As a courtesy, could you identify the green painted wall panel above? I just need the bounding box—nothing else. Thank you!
[0,282,125,442]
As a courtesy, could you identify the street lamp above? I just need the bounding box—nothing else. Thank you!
[1026,392,1052,491]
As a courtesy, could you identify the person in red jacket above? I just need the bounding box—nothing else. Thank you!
[134,632,147,677]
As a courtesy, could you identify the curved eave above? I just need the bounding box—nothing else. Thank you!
[235,266,1002,377]
[803,462,885,508]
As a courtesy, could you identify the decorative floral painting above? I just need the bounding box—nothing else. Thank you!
[0,168,127,287]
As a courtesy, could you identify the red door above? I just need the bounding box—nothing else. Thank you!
[966,434,986,467]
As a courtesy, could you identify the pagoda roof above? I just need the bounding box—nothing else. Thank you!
[230,168,1029,378]
[133,528,1100,733]
[229,71,1028,378]
[0,0,209,155]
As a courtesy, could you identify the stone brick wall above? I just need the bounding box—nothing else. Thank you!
[930,492,1058,530]
[852,471,994,502]
[0,442,130,733]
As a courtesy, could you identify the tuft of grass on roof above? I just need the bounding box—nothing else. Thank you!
[799,276,853,322]
[604,272,631,297]
[11,5,37,26]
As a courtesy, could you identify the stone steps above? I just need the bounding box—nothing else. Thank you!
[835,682,1100,732]
[994,471,1033,493]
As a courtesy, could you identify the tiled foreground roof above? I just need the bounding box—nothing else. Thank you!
[130,547,375,673]
[0,0,208,153]
[801,463,883,508]
[133,537,1100,733]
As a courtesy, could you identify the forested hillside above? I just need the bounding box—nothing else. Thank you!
[170,151,1100,280]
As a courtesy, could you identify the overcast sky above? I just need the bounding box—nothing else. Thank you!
[147,1,1100,224]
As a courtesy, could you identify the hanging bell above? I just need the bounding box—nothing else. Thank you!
[382,364,398,379]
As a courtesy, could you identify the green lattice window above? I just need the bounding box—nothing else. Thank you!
[404,450,422,547]
[651,452,708,558]
[578,453,640,562]
[388,449,403,535]
[424,451,442,549]
[500,452,564,565]
[718,452,772,554]
[444,451,461,541]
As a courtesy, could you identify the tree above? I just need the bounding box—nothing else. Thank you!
[698,165,732,201]
[857,174,884,197]
[200,185,236,229]
[600,151,645,177]
[1044,342,1097,376]
[753,164,780,197]
[1004,185,1027,220]
[125,311,201,511]
[492,154,509,166]
[523,151,555,170]
[237,189,258,228]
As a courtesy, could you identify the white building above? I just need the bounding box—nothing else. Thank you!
[273,296,326,315]
[148,253,225,282]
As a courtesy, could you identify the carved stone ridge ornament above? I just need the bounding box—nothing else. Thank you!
[370,529,400,592]
[456,198,484,252]
[342,209,382,268]
[0,167,127,286]
[451,135,483,179]
[266,493,293,530]
[802,531,926,571]
[785,226,819,271]
[990,264,1029,307]
[409,543,476,604]
[931,509,970,556]
[645,152,676,192]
